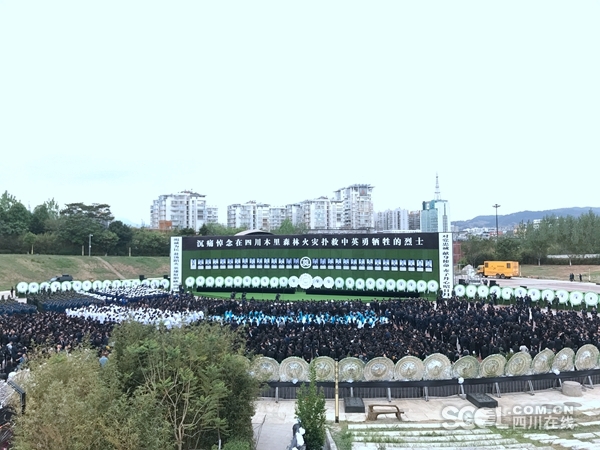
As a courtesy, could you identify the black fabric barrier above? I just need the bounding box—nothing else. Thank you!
[261,369,600,400]
[267,368,600,388]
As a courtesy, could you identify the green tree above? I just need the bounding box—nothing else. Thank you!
[494,236,521,261]
[579,210,600,254]
[56,202,116,253]
[554,216,578,264]
[0,197,31,236]
[57,214,103,251]
[61,202,114,225]
[95,230,120,255]
[109,220,134,256]
[131,229,170,256]
[199,223,209,236]
[521,221,551,265]
[13,350,171,450]
[0,190,18,211]
[295,364,326,450]
[30,205,50,235]
[459,235,495,268]
[137,338,227,450]
[15,323,258,450]
[33,232,62,254]
[21,231,37,254]
[271,219,308,235]
[29,199,61,235]
[111,322,258,449]
[0,192,32,252]
[174,227,196,236]
[204,223,247,235]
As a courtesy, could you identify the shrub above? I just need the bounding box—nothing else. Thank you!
[295,364,326,450]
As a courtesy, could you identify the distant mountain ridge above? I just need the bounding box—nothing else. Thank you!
[452,207,600,230]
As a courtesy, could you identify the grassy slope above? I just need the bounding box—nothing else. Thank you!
[0,254,170,290]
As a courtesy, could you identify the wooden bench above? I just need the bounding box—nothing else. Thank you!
[367,404,404,421]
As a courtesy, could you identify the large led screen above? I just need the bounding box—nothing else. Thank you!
[171,232,453,297]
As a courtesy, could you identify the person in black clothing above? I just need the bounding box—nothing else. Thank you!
[2,291,599,369]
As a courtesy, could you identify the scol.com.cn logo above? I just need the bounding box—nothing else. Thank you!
[441,404,577,430]
[441,405,501,429]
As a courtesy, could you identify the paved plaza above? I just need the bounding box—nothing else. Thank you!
[253,383,600,450]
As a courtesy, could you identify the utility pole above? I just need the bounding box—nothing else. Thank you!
[492,204,500,241]
[89,234,93,257]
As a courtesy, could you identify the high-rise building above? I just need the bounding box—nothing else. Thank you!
[333,184,374,230]
[269,206,287,231]
[227,201,271,230]
[408,210,421,231]
[375,208,409,231]
[206,207,219,224]
[227,183,374,232]
[150,191,218,231]
[300,196,343,230]
[285,203,304,228]
[420,175,450,233]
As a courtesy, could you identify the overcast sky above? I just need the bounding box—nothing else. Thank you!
[1,1,598,226]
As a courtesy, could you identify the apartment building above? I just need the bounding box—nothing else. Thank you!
[150,191,218,231]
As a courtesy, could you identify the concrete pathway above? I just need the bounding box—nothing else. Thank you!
[253,384,600,450]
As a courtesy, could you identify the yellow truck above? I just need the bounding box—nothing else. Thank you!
[476,261,519,279]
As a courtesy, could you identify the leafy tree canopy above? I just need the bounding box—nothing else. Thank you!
[61,202,114,225]
[173,227,196,236]
[30,199,61,235]
[271,219,308,235]
[203,223,247,236]
[0,191,19,212]
[0,204,30,236]
[14,322,259,450]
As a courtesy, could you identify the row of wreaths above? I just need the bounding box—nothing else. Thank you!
[16,279,169,294]
[181,277,600,306]
[454,284,600,305]
[18,277,600,307]
[185,275,440,291]
[249,344,600,382]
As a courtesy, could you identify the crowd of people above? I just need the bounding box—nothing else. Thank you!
[222,296,600,363]
[0,287,599,377]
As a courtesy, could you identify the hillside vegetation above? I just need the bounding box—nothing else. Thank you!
[0,254,170,290]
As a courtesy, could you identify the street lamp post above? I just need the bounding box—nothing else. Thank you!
[492,204,500,240]
[89,234,93,257]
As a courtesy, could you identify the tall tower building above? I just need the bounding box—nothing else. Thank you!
[420,175,450,232]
